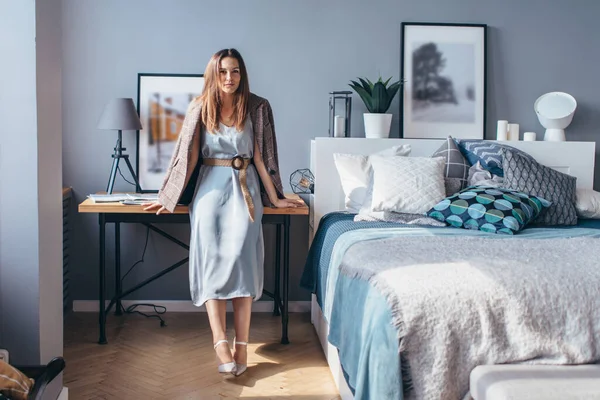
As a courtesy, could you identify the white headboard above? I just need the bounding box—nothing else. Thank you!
[310,138,596,232]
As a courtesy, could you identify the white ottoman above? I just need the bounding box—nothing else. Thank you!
[470,364,600,400]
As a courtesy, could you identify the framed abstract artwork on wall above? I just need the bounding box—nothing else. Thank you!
[400,22,487,139]
[135,73,204,193]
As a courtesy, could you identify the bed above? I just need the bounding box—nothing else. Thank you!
[300,137,600,400]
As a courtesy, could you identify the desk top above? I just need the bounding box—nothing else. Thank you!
[78,193,309,215]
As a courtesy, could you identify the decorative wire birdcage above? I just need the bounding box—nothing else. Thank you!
[289,169,314,194]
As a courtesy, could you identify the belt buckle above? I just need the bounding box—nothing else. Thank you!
[231,155,244,170]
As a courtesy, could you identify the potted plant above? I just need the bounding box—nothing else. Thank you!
[349,76,402,138]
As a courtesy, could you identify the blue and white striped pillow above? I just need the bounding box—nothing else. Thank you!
[454,139,533,177]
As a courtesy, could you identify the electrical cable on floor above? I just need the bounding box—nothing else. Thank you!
[124,303,167,327]
[119,225,168,327]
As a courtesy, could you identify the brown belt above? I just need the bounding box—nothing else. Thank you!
[202,156,255,222]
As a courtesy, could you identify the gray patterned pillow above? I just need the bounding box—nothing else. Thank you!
[502,148,577,225]
[431,136,470,190]
[444,178,463,196]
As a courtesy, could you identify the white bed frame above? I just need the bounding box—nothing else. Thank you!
[308,137,596,399]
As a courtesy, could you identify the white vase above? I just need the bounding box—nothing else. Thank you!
[364,113,392,138]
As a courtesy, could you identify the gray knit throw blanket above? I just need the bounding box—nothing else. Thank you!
[339,235,600,400]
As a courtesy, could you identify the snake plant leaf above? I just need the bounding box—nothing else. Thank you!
[349,76,404,113]
[349,82,374,112]
[357,78,372,94]
[386,80,402,97]
[350,79,369,92]
[371,81,388,113]
[383,80,402,111]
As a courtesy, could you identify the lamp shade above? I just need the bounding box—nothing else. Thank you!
[97,98,143,130]
[534,92,577,130]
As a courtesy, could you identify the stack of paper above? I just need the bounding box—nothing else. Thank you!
[88,193,158,203]
[88,194,129,203]
[126,193,158,201]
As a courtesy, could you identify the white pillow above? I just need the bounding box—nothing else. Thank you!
[333,145,411,212]
[369,155,446,214]
[576,188,600,219]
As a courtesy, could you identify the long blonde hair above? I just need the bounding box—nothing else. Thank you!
[199,48,250,133]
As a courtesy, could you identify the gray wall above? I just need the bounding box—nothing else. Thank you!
[63,0,600,304]
[0,0,64,377]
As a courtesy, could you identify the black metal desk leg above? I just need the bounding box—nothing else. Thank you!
[98,214,107,344]
[281,215,290,344]
[273,224,281,316]
[114,222,123,316]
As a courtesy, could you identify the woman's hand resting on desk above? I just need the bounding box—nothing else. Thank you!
[142,201,171,215]
[272,198,304,208]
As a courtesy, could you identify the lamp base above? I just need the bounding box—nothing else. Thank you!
[107,130,141,194]
[543,128,566,142]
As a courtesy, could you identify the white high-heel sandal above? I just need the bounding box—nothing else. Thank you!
[233,338,248,376]
[214,339,236,374]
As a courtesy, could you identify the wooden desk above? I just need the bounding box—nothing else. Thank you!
[79,194,308,345]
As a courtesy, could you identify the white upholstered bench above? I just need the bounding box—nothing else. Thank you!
[470,364,600,400]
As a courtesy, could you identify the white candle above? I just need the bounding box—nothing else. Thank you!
[496,120,508,141]
[508,123,520,141]
[334,115,345,137]
[523,131,537,141]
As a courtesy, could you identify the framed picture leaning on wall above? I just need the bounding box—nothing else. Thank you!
[135,73,204,193]
[400,22,487,139]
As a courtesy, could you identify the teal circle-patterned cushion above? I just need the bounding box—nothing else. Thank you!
[426,186,552,234]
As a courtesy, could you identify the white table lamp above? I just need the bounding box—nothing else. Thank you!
[534,92,577,142]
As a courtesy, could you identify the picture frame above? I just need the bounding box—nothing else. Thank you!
[135,73,204,193]
[400,22,487,139]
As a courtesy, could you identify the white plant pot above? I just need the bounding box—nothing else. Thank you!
[364,113,392,138]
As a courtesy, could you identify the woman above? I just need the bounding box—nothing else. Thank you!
[143,48,301,376]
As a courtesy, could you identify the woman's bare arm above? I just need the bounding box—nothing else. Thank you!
[253,139,301,208]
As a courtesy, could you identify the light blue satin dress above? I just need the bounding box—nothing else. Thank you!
[188,117,264,306]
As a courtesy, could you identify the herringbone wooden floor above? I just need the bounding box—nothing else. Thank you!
[63,312,340,400]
